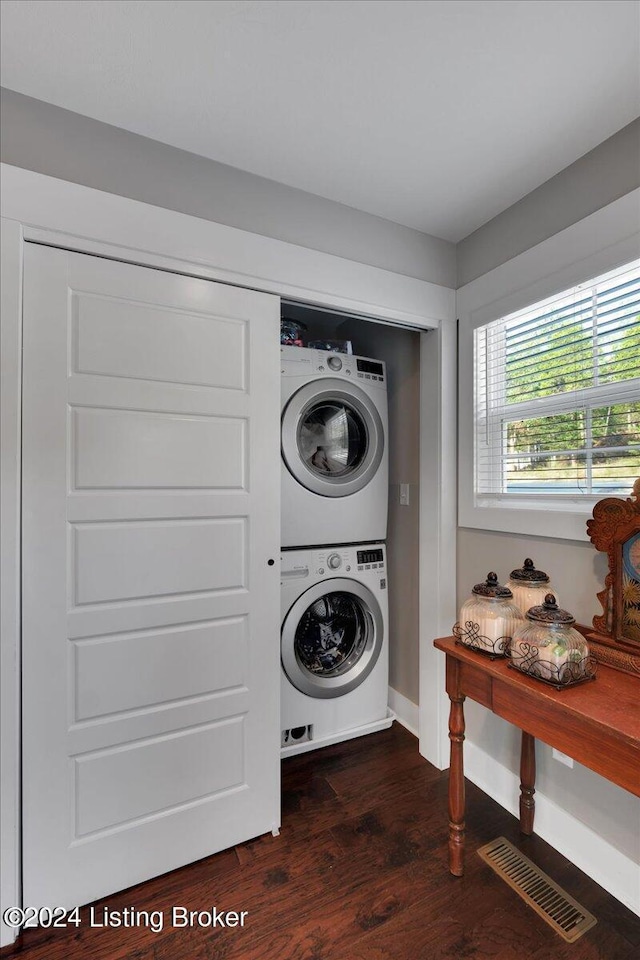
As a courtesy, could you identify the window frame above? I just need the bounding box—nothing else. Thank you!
[475,280,640,500]
[458,189,640,542]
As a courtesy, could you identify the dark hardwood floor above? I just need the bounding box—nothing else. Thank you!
[3,723,639,959]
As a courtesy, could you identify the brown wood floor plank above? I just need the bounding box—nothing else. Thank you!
[208,855,451,960]
[2,723,639,960]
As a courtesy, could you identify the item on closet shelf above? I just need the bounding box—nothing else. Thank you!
[307,339,353,354]
[507,558,557,617]
[453,572,524,658]
[509,594,596,689]
[280,319,307,346]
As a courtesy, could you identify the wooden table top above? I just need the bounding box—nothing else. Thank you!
[434,635,640,754]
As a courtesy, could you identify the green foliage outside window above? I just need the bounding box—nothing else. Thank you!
[503,312,640,488]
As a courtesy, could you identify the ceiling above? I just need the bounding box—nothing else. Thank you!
[1,0,639,243]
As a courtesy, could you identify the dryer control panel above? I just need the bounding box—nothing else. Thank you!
[281,345,386,384]
[355,358,385,383]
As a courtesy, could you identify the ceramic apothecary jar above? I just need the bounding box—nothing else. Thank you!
[510,594,596,688]
[507,558,557,618]
[453,572,525,658]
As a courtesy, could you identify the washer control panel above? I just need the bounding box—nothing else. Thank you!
[313,547,353,574]
[282,544,386,579]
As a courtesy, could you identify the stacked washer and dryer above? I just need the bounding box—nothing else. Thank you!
[280,344,393,756]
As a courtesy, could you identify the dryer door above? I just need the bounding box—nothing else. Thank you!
[282,579,383,698]
[281,379,384,497]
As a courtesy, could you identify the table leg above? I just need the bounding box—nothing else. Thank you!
[448,693,465,876]
[519,731,536,835]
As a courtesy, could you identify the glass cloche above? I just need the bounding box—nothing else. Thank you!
[509,594,596,688]
[507,558,557,618]
[453,572,525,658]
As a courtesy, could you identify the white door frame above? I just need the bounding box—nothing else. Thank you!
[0,163,457,945]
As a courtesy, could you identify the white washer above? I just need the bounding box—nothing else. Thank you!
[281,345,388,548]
[281,543,393,756]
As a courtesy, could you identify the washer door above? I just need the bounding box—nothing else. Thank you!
[282,578,383,699]
[281,379,384,497]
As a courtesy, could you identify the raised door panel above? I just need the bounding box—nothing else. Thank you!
[73,290,247,389]
[73,408,247,490]
[75,718,245,836]
[73,518,246,603]
[73,618,247,721]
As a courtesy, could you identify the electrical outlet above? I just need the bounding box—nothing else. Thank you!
[399,483,410,506]
[552,748,574,768]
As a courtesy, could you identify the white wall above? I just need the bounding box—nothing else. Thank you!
[455,188,640,915]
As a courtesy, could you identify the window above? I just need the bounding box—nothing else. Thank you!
[474,260,640,500]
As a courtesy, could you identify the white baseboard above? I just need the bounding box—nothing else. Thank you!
[388,687,419,738]
[464,740,640,917]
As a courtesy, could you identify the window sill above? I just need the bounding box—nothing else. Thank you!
[458,496,599,542]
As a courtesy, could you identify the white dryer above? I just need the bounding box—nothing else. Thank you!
[281,346,388,548]
[281,543,393,756]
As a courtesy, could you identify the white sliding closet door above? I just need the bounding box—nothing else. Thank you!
[21,243,281,908]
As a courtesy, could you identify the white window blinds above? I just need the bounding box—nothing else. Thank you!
[474,260,640,498]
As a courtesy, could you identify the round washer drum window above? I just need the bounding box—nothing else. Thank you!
[281,578,384,699]
[297,400,368,479]
[295,591,368,676]
[281,379,385,499]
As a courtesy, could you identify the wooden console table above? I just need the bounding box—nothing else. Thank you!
[433,636,640,876]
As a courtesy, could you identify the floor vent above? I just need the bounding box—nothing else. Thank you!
[477,837,597,943]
